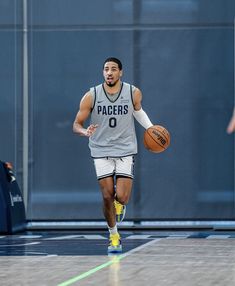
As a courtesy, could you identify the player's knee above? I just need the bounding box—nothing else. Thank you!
[101,188,114,203]
[117,195,129,205]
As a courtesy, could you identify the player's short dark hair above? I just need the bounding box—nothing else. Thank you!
[103,57,122,70]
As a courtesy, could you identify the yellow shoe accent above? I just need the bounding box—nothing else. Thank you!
[108,233,122,253]
[114,200,126,223]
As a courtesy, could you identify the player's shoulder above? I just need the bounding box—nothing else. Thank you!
[90,83,102,91]
[131,86,142,105]
[81,90,93,107]
[132,86,142,96]
[83,90,92,99]
[122,82,140,93]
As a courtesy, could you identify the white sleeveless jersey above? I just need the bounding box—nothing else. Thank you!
[89,82,137,158]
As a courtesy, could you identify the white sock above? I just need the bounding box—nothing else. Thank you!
[108,224,118,235]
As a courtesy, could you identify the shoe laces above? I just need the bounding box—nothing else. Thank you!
[109,233,121,247]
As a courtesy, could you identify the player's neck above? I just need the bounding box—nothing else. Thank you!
[103,81,122,95]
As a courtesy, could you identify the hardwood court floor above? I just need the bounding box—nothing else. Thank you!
[0,230,235,286]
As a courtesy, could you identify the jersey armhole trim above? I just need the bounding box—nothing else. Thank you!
[130,84,135,107]
[91,87,96,111]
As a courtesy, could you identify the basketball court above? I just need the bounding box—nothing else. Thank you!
[0,1,235,286]
[0,229,235,285]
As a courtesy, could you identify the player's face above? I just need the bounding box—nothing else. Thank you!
[103,62,122,87]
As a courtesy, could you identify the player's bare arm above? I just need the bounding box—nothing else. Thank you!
[132,88,143,111]
[73,91,98,137]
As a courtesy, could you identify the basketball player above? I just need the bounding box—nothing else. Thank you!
[73,57,153,253]
[227,108,235,134]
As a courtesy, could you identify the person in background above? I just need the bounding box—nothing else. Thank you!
[227,108,235,134]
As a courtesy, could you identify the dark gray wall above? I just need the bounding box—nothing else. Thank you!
[0,0,234,220]
[0,0,23,186]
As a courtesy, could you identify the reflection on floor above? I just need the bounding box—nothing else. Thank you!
[1,230,235,285]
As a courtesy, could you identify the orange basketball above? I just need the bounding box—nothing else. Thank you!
[143,125,170,153]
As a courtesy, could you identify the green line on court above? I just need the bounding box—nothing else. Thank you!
[57,255,124,286]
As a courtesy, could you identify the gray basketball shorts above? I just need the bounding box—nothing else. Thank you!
[93,155,134,180]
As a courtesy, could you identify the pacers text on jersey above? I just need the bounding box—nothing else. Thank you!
[97,105,128,116]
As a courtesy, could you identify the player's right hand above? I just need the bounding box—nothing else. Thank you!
[85,124,98,137]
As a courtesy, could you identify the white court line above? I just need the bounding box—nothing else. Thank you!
[46,235,84,240]
[48,234,162,240]
[19,235,42,239]
[166,235,190,239]
[0,242,40,247]
[46,235,106,240]
[126,235,152,239]
[81,235,106,240]
[206,235,231,239]
[24,251,49,255]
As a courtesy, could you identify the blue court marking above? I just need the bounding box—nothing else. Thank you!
[0,231,235,256]
[0,235,149,256]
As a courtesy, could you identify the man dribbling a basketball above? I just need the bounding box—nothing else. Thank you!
[73,57,153,254]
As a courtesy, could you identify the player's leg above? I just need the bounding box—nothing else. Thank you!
[93,158,122,253]
[98,176,116,228]
[98,177,122,253]
[115,156,134,223]
[93,158,116,226]
[116,176,133,205]
[115,177,132,223]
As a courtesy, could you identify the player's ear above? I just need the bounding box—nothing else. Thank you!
[120,70,123,77]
